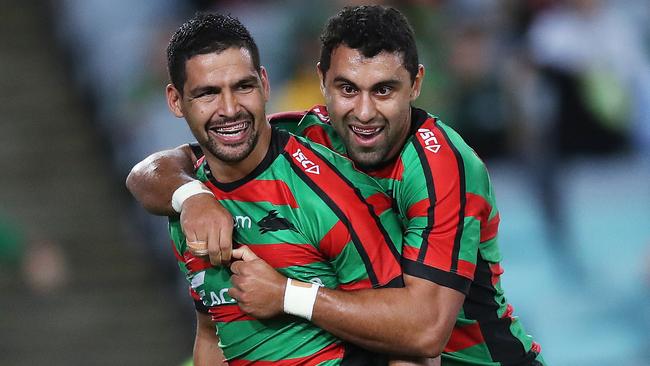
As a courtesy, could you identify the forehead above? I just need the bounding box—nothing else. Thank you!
[183,47,257,87]
[327,46,409,84]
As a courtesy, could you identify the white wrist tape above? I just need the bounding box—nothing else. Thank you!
[171,180,214,213]
[283,278,320,320]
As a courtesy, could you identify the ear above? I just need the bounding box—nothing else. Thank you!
[409,64,425,102]
[316,62,326,96]
[259,66,270,102]
[166,84,184,118]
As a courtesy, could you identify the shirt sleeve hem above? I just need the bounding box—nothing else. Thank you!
[402,258,471,295]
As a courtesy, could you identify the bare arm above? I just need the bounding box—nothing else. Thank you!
[229,249,463,358]
[312,274,463,357]
[125,145,234,265]
[194,311,226,366]
[125,144,196,216]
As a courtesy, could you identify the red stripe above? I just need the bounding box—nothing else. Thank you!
[319,221,351,259]
[308,105,331,124]
[210,304,255,322]
[531,341,542,354]
[402,244,420,262]
[248,243,323,268]
[228,341,343,366]
[183,251,212,272]
[444,322,485,352]
[189,286,201,301]
[204,179,299,208]
[194,155,205,170]
[406,198,429,219]
[285,137,402,287]
[366,192,393,216]
[339,278,372,291]
[417,119,463,273]
[501,303,514,319]
[481,214,499,242]
[303,125,334,150]
[490,262,504,286]
[366,158,404,180]
[456,259,476,279]
[465,192,499,242]
[171,240,183,262]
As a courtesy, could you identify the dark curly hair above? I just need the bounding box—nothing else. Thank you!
[319,5,419,82]
[167,12,260,93]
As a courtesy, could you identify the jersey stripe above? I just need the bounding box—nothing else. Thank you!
[211,304,255,322]
[318,221,351,260]
[433,120,467,274]
[302,125,334,151]
[444,322,485,352]
[365,192,393,216]
[204,179,299,208]
[411,117,466,274]
[248,243,324,268]
[282,137,402,288]
[463,256,534,362]
[366,157,404,180]
[228,342,343,366]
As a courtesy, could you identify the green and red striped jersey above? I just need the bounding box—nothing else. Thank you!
[269,106,545,366]
[170,128,403,365]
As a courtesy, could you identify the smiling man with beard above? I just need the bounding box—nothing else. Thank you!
[153,11,433,366]
[128,6,545,366]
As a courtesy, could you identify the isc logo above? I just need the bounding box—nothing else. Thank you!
[418,128,441,153]
[292,148,320,174]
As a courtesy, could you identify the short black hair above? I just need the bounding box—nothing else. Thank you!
[319,5,419,82]
[167,12,260,93]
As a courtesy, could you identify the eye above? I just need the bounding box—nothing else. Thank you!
[375,85,392,96]
[341,84,357,95]
[237,83,255,93]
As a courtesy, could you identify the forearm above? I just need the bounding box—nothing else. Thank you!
[194,312,226,366]
[310,276,462,357]
[125,144,197,215]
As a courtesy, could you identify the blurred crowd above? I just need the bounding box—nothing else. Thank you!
[12,0,645,363]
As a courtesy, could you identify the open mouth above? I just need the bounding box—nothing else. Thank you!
[208,121,251,141]
[350,125,384,139]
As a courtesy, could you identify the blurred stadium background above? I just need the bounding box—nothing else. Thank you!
[1,0,649,365]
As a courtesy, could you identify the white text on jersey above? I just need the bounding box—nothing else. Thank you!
[418,128,441,153]
[292,148,320,174]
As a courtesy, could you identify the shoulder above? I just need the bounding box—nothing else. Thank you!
[404,110,489,182]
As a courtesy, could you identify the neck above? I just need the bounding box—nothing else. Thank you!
[205,126,272,184]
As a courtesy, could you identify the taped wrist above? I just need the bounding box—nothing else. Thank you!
[283,278,320,320]
[171,180,214,213]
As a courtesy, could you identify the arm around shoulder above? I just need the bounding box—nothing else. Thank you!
[125,144,197,215]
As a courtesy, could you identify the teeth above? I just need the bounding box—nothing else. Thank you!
[214,122,248,134]
[351,125,381,135]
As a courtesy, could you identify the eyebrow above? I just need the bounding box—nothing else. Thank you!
[332,76,401,90]
[187,74,260,97]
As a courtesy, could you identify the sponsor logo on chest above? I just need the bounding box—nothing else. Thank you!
[418,128,441,153]
[292,148,320,174]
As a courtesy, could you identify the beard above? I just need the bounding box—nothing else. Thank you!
[202,111,259,163]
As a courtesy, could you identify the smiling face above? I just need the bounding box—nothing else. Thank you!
[167,47,270,169]
[318,45,424,170]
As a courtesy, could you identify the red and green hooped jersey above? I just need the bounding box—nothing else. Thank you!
[170,128,403,365]
[269,106,545,366]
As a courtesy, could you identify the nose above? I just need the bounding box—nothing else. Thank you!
[354,92,377,123]
[217,89,240,118]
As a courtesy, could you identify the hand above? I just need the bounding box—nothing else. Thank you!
[181,193,233,266]
[228,246,287,319]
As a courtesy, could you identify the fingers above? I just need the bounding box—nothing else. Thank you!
[207,227,223,266]
[219,222,234,265]
[231,245,258,261]
[186,240,208,256]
